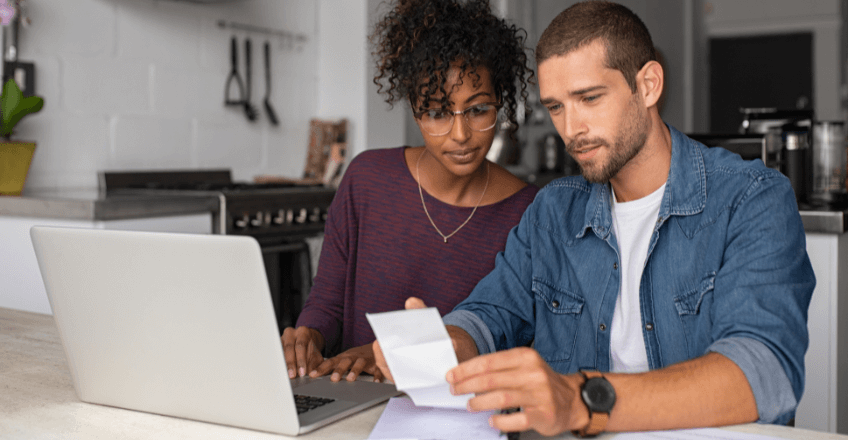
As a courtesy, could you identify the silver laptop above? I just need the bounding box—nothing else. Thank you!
[30,226,399,436]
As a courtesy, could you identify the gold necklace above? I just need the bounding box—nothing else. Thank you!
[416,151,489,243]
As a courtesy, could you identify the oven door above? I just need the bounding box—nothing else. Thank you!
[258,238,312,334]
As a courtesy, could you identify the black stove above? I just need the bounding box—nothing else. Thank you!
[100,169,336,239]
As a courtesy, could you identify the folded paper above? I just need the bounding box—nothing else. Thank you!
[366,308,472,409]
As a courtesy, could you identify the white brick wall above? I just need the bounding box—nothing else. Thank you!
[14,0,318,191]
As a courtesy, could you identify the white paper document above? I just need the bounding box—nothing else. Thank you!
[612,427,786,440]
[368,396,504,440]
[366,307,473,409]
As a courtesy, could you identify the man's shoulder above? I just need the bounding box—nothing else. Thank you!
[535,175,593,202]
[523,175,595,236]
[695,139,776,179]
[693,138,789,197]
[681,134,796,222]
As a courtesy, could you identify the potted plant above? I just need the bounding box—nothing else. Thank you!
[0,77,44,196]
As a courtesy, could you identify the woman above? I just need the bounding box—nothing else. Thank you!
[282,0,538,382]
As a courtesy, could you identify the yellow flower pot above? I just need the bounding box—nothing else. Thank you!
[0,141,36,196]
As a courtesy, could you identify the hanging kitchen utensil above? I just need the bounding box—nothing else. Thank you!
[263,41,279,126]
[243,38,258,122]
[224,36,245,107]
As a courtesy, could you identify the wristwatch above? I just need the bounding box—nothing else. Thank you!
[574,370,616,438]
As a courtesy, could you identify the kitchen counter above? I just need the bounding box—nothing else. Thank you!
[1,188,846,234]
[3,306,846,440]
[799,207,848,235]
[0,188,220,221]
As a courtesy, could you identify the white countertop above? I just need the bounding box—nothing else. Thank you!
[2,307,846,440]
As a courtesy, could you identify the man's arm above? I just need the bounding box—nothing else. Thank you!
[446,332,758,436]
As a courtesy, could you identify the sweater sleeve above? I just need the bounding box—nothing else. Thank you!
[295,163,357,356]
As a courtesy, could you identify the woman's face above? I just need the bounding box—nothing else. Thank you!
[414,65,498,178]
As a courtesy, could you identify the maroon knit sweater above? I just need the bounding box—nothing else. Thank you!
[296,147,538,356]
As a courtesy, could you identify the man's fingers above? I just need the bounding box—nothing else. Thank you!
[448,347,540,385]
[466,387,541,413]
[489,409,531,434]
[405,297,427,309]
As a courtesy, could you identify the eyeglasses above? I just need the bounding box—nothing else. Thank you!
[413,102,501,136]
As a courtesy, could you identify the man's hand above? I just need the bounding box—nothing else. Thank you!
[308,343,384,382]
[281,326,325,379]
[447,347,588,437]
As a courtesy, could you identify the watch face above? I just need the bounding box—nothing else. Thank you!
[581,377,616,413]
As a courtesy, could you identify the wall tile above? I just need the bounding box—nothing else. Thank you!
[24,0,116,57]
[194,119,264,179]
[110,115,193,169]
[13,0,320,191]
[62,57,151,116]
[116,0,203,66]
[22,114,110,190]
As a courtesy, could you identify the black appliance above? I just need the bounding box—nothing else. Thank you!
[100,169,337,332]
[688,133,768,163]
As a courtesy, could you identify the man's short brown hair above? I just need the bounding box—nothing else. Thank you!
[536,1,655,92]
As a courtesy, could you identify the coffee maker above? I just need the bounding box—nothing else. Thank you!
[739,108,815,206]
[809,121,848,208]
[739,108,814,171]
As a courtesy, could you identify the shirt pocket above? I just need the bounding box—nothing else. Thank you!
[532,278,584,363]
[672,271,716,357]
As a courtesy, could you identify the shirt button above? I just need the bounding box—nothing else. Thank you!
[613,262,618,270]
[646,323,654,331]
[552,300,560,308]
[599,323,607,331]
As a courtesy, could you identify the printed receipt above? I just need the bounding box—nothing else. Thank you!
[366,307,472,409]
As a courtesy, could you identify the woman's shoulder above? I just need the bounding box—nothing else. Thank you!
[335,146,410,198]
[347,146,406,172]
[341,146,410,185]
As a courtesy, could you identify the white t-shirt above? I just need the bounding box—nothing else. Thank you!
[609,183,665,373]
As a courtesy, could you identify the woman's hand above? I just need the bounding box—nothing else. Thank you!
[309,343,384,382]
[281,326,325,379]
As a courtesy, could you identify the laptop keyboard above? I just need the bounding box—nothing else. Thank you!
[294,394,335,414]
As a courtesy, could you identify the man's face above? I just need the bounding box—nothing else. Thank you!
[538,40,649,183]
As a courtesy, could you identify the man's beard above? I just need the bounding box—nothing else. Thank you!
[566,96,650,184]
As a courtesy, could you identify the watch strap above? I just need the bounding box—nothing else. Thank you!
[575,370,610,438]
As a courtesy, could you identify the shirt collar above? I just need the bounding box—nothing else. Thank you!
[579,124,707,239]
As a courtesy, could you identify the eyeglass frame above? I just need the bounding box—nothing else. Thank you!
[413,101,502,136]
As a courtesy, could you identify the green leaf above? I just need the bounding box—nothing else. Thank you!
[1,78,22,135]
[0,78,44,138]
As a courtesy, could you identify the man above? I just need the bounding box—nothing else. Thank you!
[374,1,815,437]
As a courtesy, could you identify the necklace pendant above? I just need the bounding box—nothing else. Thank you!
[443,237,448,243]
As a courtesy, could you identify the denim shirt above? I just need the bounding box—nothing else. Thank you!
[444,125,815,425]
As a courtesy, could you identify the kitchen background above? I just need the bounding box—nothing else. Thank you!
[15,0,408,192]
[12,0,847,193]
[1,0,848,435]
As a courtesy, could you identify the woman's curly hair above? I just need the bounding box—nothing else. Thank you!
[370,0,533,134]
